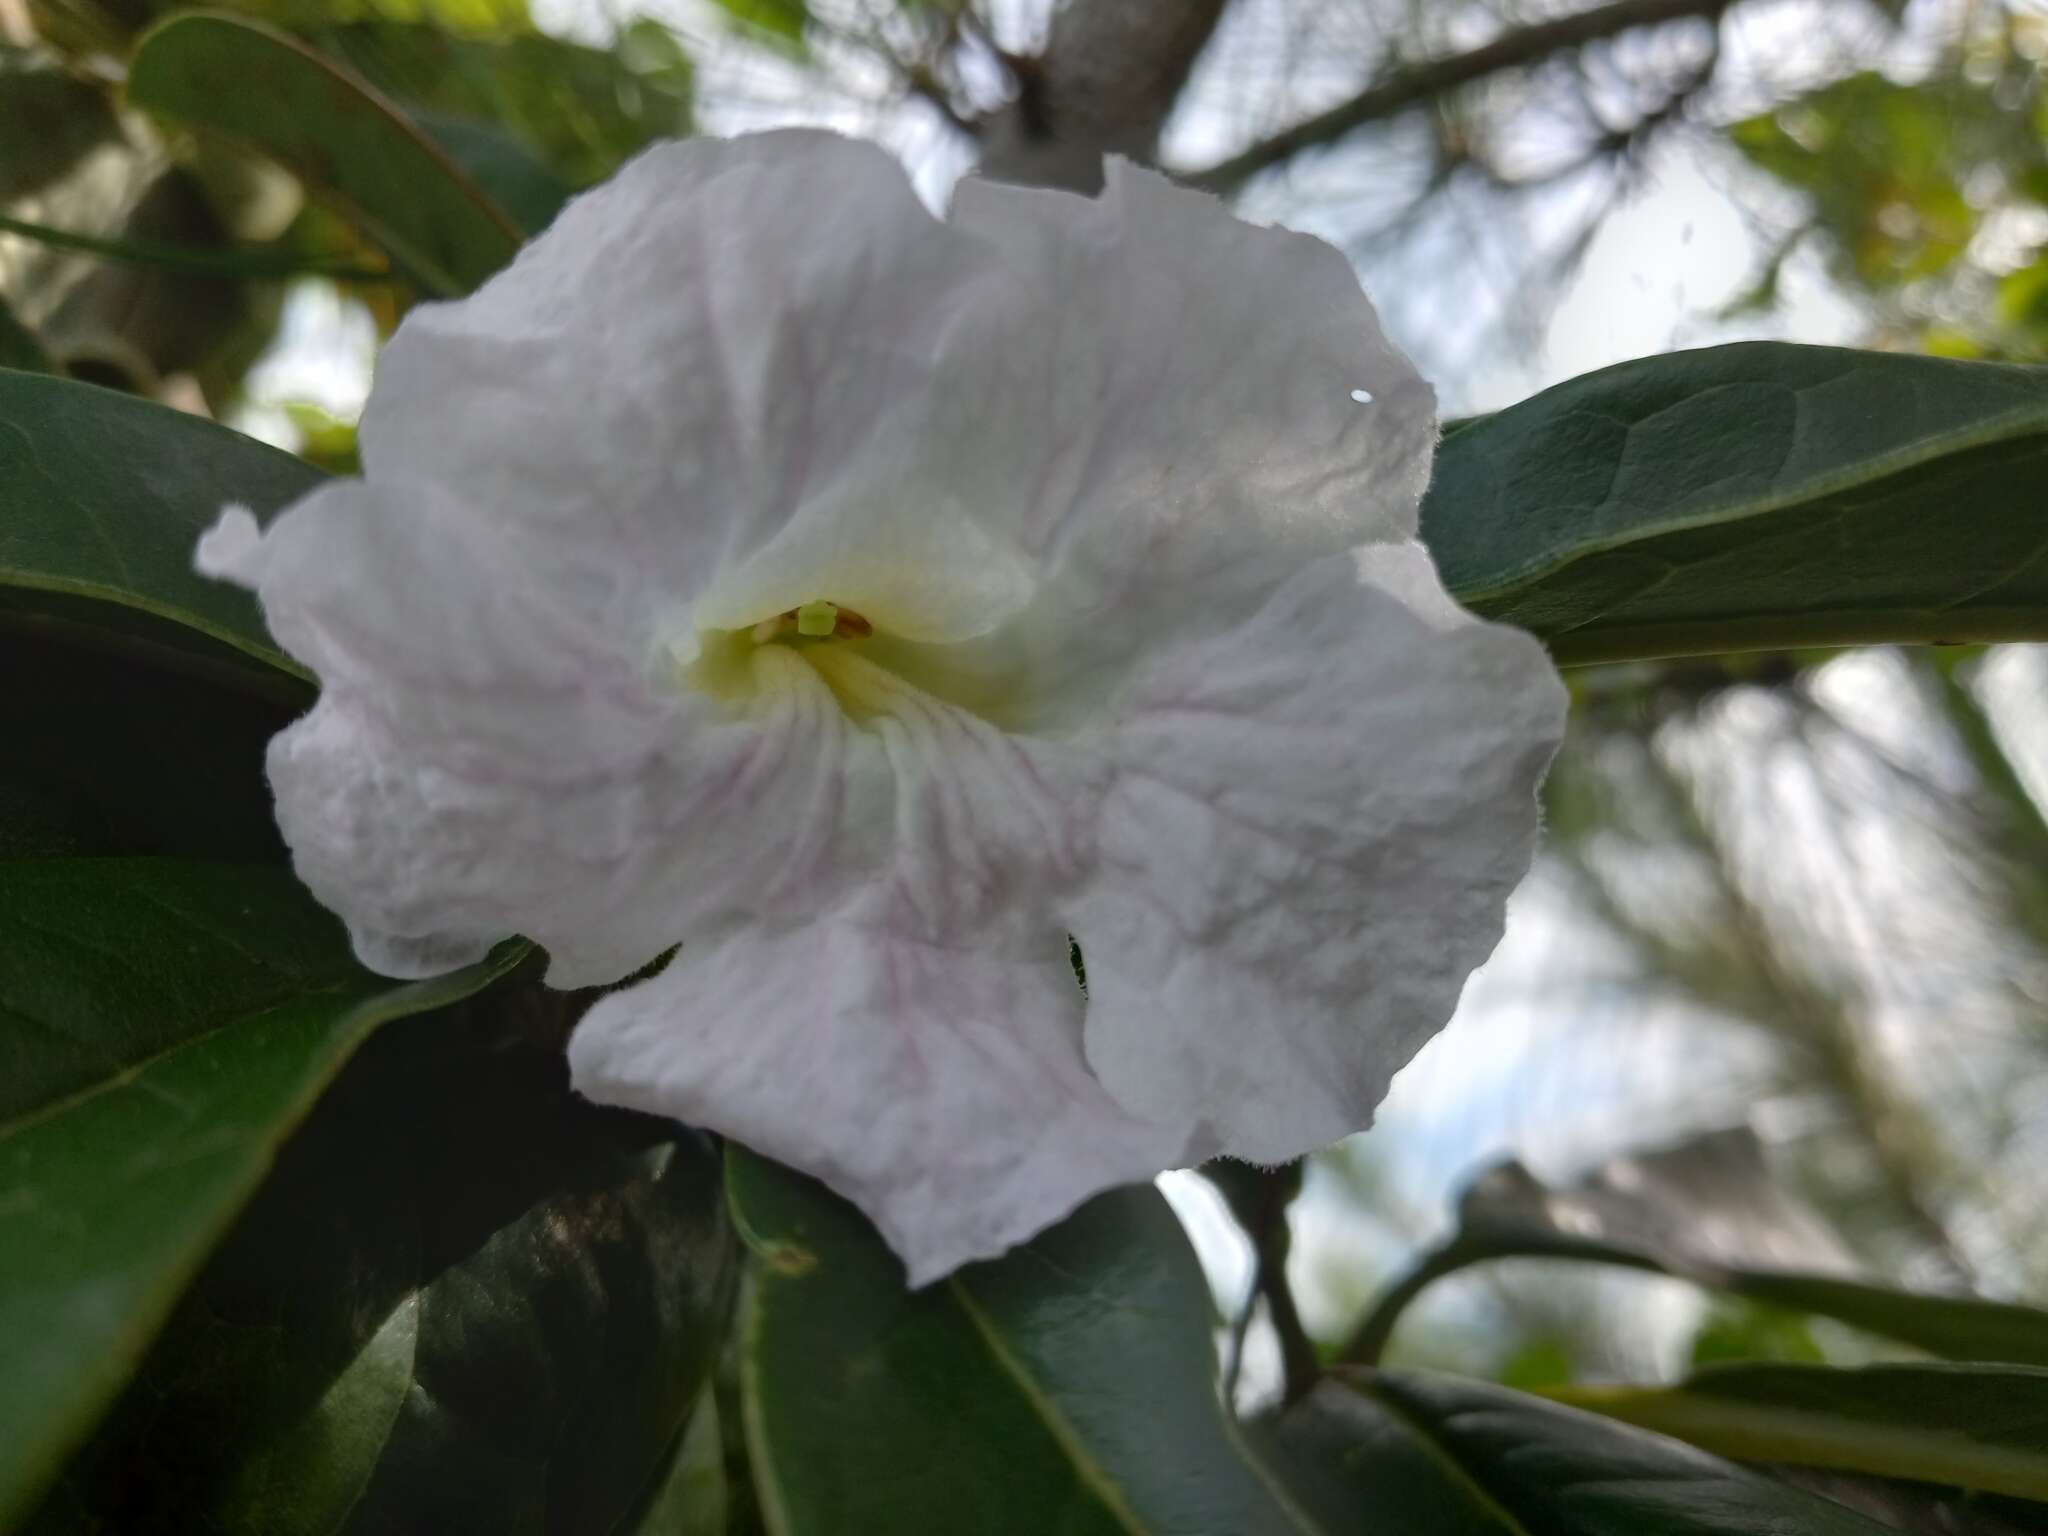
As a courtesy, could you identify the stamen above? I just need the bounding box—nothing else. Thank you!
[796,600,840,637]
[746,603,874,644]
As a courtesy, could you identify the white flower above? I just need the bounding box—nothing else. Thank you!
[199,130,1566,1284]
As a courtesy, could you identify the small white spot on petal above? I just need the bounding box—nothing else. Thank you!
[1349,388,1375,404]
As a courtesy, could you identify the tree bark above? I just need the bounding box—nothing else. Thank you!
[975,0,1232,191]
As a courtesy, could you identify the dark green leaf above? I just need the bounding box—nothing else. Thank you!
[411,109,574,234]
[1261,1372,1896,1533]
[0,857,526,1529]
[1546,1362,2048,1501]
[28,988,738,1535]
[1769,1466,2048,1535]
[0,368,321,695]
[0,296,52,373]
[0,629,291,860]
[1426,343,2048,663]
[727,1149,1317,1534]
[619,1388,728,1536]
[1348,1133,2048,1368]
[126,13,525,294]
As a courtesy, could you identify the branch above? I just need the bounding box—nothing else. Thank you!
[976,0,1232,190]
[1184,0,1734,193]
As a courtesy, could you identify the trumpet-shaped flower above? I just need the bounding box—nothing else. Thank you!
[199,130,1566,1284]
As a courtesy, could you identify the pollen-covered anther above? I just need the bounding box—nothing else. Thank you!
[748,603,874,643]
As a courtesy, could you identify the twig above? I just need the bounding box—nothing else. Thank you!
[1208,1160,1319,1405]
[0,211,389,283]
[1184,0,1735,193]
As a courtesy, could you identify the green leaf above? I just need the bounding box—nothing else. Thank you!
[126,13,525,294]
[306,22,693,190]
[727,1149,1318,1534]
[0,368,321,694]
[1425,342,2048,663]
[620,1387,729,1536]
[0,208,386,281]
[1261,1373,1897,1533]
[409,108,573,233]
[26,991,737,1535]
[1545,1362,2048,1502]
[1348,1135,2048,1368]
[0,630,292,860]
[0,857,527,1530]
[705,0,808,46]
[0,296,52,373]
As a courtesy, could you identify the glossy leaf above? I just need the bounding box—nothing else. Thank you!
[126,13,525,294]
[1350,1131,2048,1367]
[1,628,299,867]
[0,857,526,1530]
[26,992,738,1535]
[0,368,320,693]
[1547,1361,2048,1501]
[727,1149,1317,1535]
[620,1388,729,1536]
[1425,342,2048,662]
[1261,1373,1897,1533]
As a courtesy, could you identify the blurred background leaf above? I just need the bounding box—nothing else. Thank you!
[1543,1361,2048,1500]
[126,13,525,293]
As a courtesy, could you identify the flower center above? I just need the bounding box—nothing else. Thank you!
[747,601,875,644]
[680,596,1014,727]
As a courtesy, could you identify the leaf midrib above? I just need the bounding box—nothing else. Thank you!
[1344,1379,1536,1536]
[946,1278,1326,1536]
[0,976,369,1143]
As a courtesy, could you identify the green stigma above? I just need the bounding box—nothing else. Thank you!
[795,600,840,637]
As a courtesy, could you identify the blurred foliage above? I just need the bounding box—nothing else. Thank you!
[303,20,692,189]
[1726,14,2048,359]
[1688,1299,1828,1370]
[1,0,686,419]
[7,1,2048,1525]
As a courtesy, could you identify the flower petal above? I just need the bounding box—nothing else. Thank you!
[265,638,903,987]
[359,130,1025,633]
[206,478,676,779]
[1062,544,1567,1164]
[866,159,1443,730]
[568,909,1191,1286]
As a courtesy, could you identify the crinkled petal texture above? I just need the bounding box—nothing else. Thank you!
[201,128,1566,1285]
